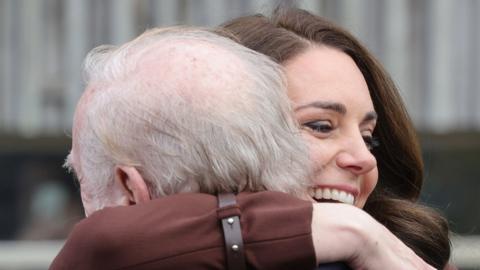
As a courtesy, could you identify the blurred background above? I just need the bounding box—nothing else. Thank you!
[0,0,479,269]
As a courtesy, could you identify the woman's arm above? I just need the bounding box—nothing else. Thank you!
[50,191,435,270]
[311,203,435,270]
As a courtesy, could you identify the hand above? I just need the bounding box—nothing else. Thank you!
[311,203,435,270]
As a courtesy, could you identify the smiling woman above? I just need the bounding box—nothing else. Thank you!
[286,46,378,209]
[221,7,451,269]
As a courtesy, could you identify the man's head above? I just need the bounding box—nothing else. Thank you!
[65,27,310,215]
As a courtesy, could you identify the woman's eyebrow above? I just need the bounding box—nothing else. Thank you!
[294,101,346,114]
[362,111,378,124]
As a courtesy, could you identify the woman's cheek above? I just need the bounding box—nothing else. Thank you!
[358,168,378,208]
[302,133,326,170]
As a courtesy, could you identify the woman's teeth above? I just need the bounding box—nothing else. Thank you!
[309,188,355,205]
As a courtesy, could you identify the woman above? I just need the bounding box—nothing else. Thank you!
[221,7,450,269]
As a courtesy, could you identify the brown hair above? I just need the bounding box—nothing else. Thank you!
[221,7,450,269]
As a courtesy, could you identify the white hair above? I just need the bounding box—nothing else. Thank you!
[66,26,311,211]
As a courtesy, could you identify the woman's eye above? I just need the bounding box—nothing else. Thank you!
[304,121,333,133]
[363,135,380,151]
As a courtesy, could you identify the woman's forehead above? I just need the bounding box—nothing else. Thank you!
[284,46,374,112]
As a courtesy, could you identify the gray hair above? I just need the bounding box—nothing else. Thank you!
[66,26,311,211]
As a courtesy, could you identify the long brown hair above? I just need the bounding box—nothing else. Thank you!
[221,7,450,269]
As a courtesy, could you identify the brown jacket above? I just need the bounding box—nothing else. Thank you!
[50,191,316,270]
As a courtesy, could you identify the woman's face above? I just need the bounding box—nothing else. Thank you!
[284,46,378,208]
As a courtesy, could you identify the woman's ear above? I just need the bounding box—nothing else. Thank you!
[114,165,151,205]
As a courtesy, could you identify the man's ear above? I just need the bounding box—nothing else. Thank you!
[114,165,151,205]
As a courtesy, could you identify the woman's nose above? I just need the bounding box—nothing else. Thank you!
[336,135,377,175]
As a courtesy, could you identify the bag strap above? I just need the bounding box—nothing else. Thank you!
[217,193,247,270]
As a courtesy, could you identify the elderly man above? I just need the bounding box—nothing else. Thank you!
[50,27,434,270]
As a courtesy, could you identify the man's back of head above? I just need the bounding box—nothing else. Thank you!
[66,27,309,215]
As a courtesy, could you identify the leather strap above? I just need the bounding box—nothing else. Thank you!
[217,193,247,270]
